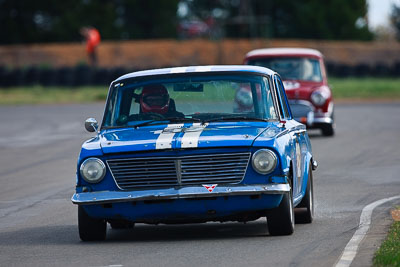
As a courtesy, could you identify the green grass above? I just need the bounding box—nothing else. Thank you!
[0,78,399,105]
[373,210,400,266]
[329,77,400,100]
[0,86,108,105]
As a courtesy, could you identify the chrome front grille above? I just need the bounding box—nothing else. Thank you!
[107,158,178,189]
[107,152,251,190]
[180,154,249,185]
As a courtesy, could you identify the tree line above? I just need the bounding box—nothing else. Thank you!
[1,0,398,44]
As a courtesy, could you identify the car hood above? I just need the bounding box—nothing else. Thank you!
[100,122,279,154]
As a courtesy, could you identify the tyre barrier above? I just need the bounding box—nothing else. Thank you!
[0,63,399,88]
[353,64,371,77]
[373,63,391,77]
[0,66,135,88]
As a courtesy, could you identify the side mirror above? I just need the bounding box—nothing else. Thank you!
[85,118,98,132]
[312,160,318,171]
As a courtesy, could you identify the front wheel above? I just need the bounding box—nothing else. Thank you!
[267,183,294,236]
[78,206,107,241]
[321,123,335,136]
[109,220,135,230]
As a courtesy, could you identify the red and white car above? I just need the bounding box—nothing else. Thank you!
[244,48,335,136]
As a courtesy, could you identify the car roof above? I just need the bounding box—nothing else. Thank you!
[114,65,276,82]
[245,48,323,59]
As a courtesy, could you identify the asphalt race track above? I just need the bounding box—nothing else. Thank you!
[0,103,399,267]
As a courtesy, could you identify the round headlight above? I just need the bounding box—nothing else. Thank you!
[80,158,106,183]
[311,91,327,106]
[252,149,277,174]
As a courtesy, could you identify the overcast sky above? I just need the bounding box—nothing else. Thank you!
[368,0,400,29]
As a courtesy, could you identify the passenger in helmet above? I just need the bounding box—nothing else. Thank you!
[140,84,184,118]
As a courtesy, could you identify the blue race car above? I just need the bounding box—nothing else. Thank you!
[72,65,317,241]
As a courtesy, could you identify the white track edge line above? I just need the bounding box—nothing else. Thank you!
[334,195,400,267]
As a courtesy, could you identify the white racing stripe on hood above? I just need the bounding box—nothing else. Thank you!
[156,124,184,149]
[181,123,209,148]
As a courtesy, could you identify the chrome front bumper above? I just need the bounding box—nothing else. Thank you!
[313,117,333,124]
[289,99,334,126]
[71,184,290,205]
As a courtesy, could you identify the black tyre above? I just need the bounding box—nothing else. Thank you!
[321,123,334,136]
[267,182,294,236]
[109,220,135,230]
[78,206,107,241]
[295,164,314,224]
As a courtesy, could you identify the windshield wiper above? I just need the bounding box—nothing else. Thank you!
[166,117,202,123]
[132,117,201,128]
[132,120,163,128]
[202,117,272,123]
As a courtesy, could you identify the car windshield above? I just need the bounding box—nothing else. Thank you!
[102,73,278,128]
[249,57,322,82]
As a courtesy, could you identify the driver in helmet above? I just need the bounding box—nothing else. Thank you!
[140,84,184,118]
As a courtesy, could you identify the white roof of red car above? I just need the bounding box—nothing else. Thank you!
[245,48,323,58]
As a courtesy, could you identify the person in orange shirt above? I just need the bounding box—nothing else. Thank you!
[80,26,101,66]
